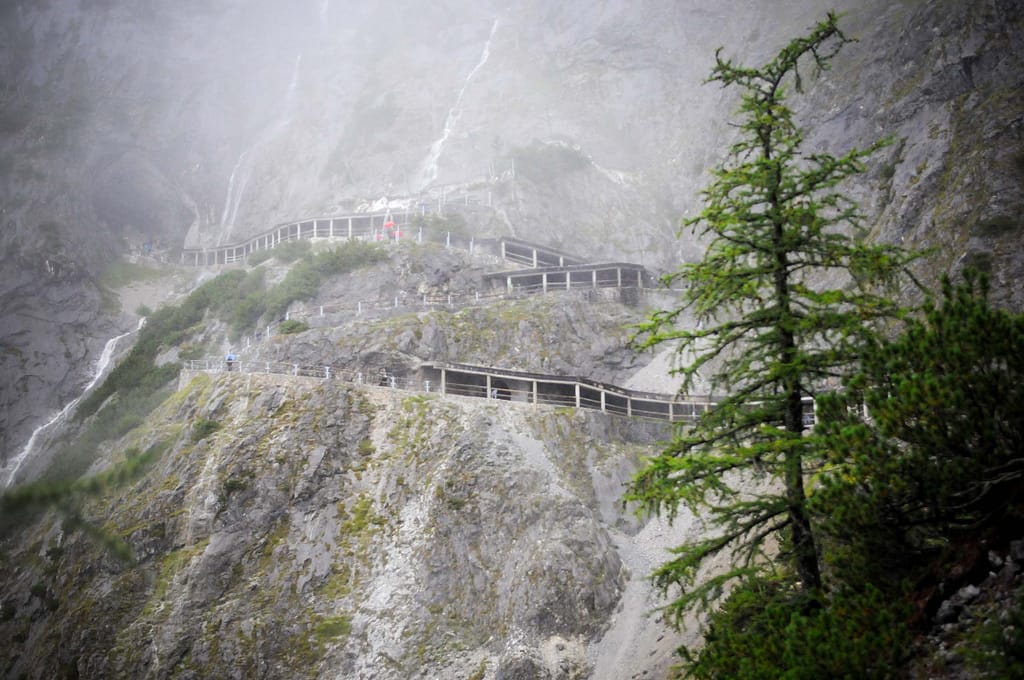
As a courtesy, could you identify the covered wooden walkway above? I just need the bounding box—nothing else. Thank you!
[420,362,713,423]
[182,359,817,425]
[484,262,652,293]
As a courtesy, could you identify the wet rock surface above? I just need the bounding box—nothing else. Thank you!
[0,372,686,679]
[2,0,1021,466]
[0,2,1021,678]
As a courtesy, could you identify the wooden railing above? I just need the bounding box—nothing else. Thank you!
[183,359,716,423]
[180,207,703,422]
[183,358,816,425]
[182,212,427,265]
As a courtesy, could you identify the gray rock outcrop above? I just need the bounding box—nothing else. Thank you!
[0,370,687,679]
[2,0,1022,459]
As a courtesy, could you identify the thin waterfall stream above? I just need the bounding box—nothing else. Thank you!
[2,320,143,488]
[417,19,499,191]
[218,54,303,244]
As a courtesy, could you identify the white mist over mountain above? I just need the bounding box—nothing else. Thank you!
[0,0,1021,482]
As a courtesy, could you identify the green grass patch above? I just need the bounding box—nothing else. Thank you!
[412,212,471,239]
[141,538,210,617]
[220,476,249,500]
[313,614,352,643]
[320,564,355,599]
[253,239,311,264]
[226,241,387,338]
[191,419,221,442]
[246,249,275,266]
[278,319,310,335]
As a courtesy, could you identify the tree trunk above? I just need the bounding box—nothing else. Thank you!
[772,180,823,593]
[785,388,822,592]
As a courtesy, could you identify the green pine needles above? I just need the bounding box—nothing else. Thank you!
[814,271,1024,587]
[627,11,919,620]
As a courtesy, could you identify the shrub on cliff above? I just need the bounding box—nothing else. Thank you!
[684,578,911,679]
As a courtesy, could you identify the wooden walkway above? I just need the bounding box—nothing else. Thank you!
[183,359,817,425]
[179,213,656,295]
[176,206,717,422]
[181,211,412,265]
[184,359,716,424]
[421,362,714,422]
[484,262,653,294]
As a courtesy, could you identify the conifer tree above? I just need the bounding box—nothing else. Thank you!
[627,12,919,618]
[814,271,1024,585]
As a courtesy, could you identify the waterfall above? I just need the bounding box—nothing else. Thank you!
[417,19,499,192]
[218,54,303,244]
[219,150,252,235]
[2,322,141,488]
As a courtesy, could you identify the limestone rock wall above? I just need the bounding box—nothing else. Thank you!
[0,371,680,679]
[2,0,1021,461]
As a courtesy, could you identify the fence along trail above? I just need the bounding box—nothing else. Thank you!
[181,212,817,425]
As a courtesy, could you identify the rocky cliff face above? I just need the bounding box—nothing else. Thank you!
[246,245,644,384]
[0,368,690,679]
[805,0,1024,305]
[1,0,1021,458]
[0,236,707,678]
[0,1,1022,676]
